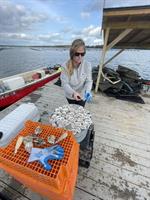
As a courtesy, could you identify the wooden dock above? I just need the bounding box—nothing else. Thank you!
[0,79,150,200]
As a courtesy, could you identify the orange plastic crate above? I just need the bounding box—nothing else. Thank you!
[0,120,79,200]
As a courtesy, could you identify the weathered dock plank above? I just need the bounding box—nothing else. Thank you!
[78,166,150,200]
[0,79,150,200]
[93,143,150,168]
[94,137,150,160]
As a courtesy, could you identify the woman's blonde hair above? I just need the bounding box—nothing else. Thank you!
[67,39,86,76]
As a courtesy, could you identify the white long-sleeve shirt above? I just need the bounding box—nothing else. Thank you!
[60,60,93,99]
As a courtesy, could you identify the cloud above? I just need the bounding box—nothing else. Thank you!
[0,1,48,33]
[0,1,103,46]
[0,31,103,46]
[0,23,102,46]
[81,12,90,19]
[0,31,64,45]
[70,25,102,45]
[0,32,34,40]
[72,25,101,38]
[49,15,67,23]
[71,35,103,46]
[38,32,66,45]
[82,25,101,38]
[21,14,47,25]
[38,33,62,41]
[93,38,103,45]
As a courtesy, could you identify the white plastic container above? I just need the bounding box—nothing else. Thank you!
[0,103,40,148]
[3,76,25,90]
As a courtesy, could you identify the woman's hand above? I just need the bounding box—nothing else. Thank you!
[73,92,82,101]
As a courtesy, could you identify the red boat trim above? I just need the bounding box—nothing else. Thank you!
[0,71,60,108]
[143,82,150,85]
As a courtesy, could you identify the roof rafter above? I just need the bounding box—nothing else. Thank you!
[103,21,150,29]
[104,7,150,17]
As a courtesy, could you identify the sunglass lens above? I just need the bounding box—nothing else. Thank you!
[75,52,85,57]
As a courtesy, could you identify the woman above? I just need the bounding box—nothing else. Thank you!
[60,39,93,107]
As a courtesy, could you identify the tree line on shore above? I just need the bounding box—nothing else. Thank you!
[0,45,103,48]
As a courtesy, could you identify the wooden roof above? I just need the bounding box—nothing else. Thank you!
[103,6,150,49]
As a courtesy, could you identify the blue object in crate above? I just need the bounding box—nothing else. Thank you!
[28,145,64,170]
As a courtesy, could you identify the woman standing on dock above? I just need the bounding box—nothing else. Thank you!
[60,38,93,107]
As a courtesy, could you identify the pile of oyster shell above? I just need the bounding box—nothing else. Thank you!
[49,104,92,135]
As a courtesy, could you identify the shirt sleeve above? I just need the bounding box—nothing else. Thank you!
[60,65,75,96]
[84,62,93,92]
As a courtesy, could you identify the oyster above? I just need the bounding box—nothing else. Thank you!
[49,104,92,135]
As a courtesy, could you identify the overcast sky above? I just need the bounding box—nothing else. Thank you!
[0,0,150,46]
[0,0,104,46]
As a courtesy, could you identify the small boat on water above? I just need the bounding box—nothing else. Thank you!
[0,65,62,109]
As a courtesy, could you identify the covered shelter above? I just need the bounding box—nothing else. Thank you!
[95,5,150,92]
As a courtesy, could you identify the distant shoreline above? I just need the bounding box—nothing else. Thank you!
[0,45,102,48]
[1,45,150,50]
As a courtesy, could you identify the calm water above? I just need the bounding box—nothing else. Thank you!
[0,47,150,79]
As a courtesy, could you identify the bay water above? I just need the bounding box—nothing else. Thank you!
[0,47,150,79]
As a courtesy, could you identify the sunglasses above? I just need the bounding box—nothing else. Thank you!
[74,52,85,57]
